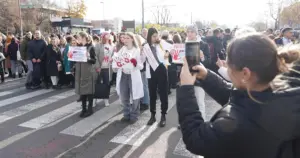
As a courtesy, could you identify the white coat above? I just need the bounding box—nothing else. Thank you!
[116,46,144,100]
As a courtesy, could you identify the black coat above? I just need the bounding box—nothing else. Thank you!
[45,45,61,76]
[27,39,47,60]
[177,70,300,158]
[7,42,19,60]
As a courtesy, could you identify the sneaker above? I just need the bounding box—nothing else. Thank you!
[104,99,110,107]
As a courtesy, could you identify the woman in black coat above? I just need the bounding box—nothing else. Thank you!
[45,35,61,89]
[177,33,300,158]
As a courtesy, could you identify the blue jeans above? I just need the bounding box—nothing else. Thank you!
[120,73,140,120]
[141,71,150,105]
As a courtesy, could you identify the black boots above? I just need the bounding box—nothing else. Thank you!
[147,113,156,125]
[79,95,93,118]
[147,113,166,127]
[159,114,166,127]
[79,104,87,118]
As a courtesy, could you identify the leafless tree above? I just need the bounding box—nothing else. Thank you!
[268,0,284,29]
[0,0,19,33]
[152,6,172,25]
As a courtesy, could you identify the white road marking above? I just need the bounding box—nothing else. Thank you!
[138,128,177,158]
[0,89,54,108]
[0,90,74,124]
[19,102,81,129]
[104,91,177,158]
[173,138,203,158]
[60,99,122,137]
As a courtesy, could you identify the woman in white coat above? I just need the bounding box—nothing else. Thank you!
[115,32,144,124]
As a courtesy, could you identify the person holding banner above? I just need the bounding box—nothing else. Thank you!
[143,28,171,127]
[113,32,144,124]
[75,32,97,118]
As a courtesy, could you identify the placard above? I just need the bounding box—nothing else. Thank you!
[112,49,134,70]
[68,47,87,62]
[170,44,185,64]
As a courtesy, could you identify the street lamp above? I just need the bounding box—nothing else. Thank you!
[100,2,105,20]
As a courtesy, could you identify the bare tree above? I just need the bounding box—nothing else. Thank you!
[0,0,19,33]
[22,0,59,32]
[152,6,172,25]
[268,0,284,29]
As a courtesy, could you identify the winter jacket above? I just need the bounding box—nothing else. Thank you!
[223,34,232,50]
[7,41,19,61]
[200,40,211,67]
[177,70,300,158]
[45,44,61,76]
[75,43,97,95]
[20,37,31,60]
[27,39,47,60]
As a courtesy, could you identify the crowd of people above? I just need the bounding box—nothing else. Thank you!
[0,24,300,157]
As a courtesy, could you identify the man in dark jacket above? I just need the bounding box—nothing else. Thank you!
[21,32,33,88]
[27,30,47,89]
[223,28,232,50]
[206,29,226,72]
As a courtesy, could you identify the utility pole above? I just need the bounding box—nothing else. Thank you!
[191,12,193,24]
[142,0,145,28]
[18,0,23,38]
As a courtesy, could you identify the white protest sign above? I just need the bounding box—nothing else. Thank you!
[68,47,87,62]
[170,44,185,64]
[112,48,134,70]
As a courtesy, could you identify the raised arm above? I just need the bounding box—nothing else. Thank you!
[201,70,232,106]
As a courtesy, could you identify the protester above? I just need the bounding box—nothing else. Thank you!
[75,32,96,118]
[135,34,149,111]
[177,33,300,157]
[7,38,21,78]
[144,28,170,127]
[115,32,144,123]
[45,35,62,89]
[21,32,33,88]
[223,28,232,50]
[61,36,75,88]
[5,32,13,77]
[275,28,293,46]
[28,30,47,90]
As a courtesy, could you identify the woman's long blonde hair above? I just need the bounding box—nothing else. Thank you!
[125,32,138,48]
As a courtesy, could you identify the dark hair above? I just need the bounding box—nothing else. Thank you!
[173,34,182,44]
[50,34,57,38]
[227,33,281,85]
[73,35,78,39]
[162,35,168,40]
[92,35,100,41]
[147,28,158,46]
[219,28,224,33]
[225,28,231,34]
[213,29,220,36]
[66,36,73,43]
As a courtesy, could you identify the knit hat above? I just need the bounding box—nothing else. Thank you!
[187,25,198,35]
[161,30,169,37]
[281,27,292,34]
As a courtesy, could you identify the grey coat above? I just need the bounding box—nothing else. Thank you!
[75,43,97,95]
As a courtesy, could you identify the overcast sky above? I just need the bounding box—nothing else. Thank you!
[53,0,272,27]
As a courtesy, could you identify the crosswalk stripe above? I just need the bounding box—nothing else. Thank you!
[0,90,75,124]
[0,87,26,97]
[19,102,81,129]
[109,92,177,146]
[173,138,202,158]
[60,99,123,137]
[0,89,54,108]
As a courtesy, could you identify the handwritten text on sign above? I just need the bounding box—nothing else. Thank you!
[68,47,87,62]
[170,44,185,64]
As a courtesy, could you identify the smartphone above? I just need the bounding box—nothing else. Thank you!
[185,42,200,72]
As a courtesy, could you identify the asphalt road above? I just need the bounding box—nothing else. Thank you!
[0,78,221,158]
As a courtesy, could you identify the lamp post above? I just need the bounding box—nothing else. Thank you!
[17,0,23,38]
[100,2,105,20]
